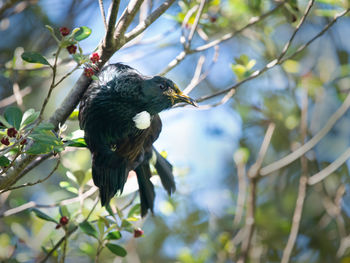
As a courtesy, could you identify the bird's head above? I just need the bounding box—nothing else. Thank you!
[141,76,197,114]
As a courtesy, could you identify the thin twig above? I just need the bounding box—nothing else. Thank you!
[194,2,284,52]
[233,161,247,227]
[196,7,350,103]
[105,0,121,48]
[186,0,206,49]
[0,86,32,108]
[238,123,275,262]
[114,0,144,42]
[308,147,350,185]
[281,87,309,263]
[0,157,60,194]
[277,0,315,61]
[98,0,108,31]
[39,197,99,263]
[39,46,61,119]
[125,0,176,42]
[260,92,350,176]
[0,186,98,218]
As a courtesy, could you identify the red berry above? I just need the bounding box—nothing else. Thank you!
[59,216,69,225]
[20,138,27,145]
[84,67,94,78]
[59,27,70,36]
[90,53,100,64]
[1,137,10,146]
[210,16,217,23]
[66,45,77,54]
[7,127,17,138]
[133,228,144,238]
[55,224,62,229]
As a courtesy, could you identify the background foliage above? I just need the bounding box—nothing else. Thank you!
[1,0,350,262]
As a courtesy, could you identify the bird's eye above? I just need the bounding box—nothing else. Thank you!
[158,83,167,90]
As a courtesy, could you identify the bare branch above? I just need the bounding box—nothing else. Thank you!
[114,0,144,43]
[194,2,284,53]
[281,88,309,263]
[105,0,121,48]
[248,123,276,178]
[186,0,206,49]
[277,0,315,61]
[238,123,275,262]
[260,92,350,176]
[308,147,350,185]
[233,161,247,227]
[196,7,350,103]
[160,3,283,76]
[0,157,60,194]
[0,86,31,109]
[125,0,176,42]
[0,186,98,218]
[98,0,108,31]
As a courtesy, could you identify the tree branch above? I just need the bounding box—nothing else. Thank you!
[125,0,176,42]
[260,92,350,176]
[196,7,350,103]
[281,87,309,263]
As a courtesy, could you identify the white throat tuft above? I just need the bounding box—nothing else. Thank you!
[132,111,151,130]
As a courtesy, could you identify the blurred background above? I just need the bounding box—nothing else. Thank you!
[1,0,350,262]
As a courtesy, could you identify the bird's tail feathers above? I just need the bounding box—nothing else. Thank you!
[135,164,155,217]
[154,149,176,195]
[92,150,128,206]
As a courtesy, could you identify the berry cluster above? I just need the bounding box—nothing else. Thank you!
[83,52,100,78]
[59,27,79,55]
[56,216,69,229]
[1,127,27,147]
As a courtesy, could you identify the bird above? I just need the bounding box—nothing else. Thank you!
[79,63,197,216]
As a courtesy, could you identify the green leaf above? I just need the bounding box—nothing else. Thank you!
[74,26,92,41]
[26,142,53,155]
[0,115,11,128]
[4,106,22,130]
[106,231,122,240]
[35,122,55,131]
[59,206,69,217]
[0,156,10,167]
[106,243,127,257]
[91,75,99,81]
[127,204,141,218]
[59,181,71,188]
[79,221,98,239]
[21,109,39,127]
[32,208,58,223]
[30,132,61,145]
[65,138,87,147]
[21,51,50,66]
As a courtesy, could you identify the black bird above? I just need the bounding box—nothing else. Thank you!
[79,63,196,216]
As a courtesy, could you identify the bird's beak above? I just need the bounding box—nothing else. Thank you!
[175,93,198,107]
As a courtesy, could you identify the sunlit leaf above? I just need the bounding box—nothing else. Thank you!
[74,26,92,41]
[21,51,50,66]
[21,109,40,127]
[106,231,122,240]
[127,204,141,218]
[65,138,87,147]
